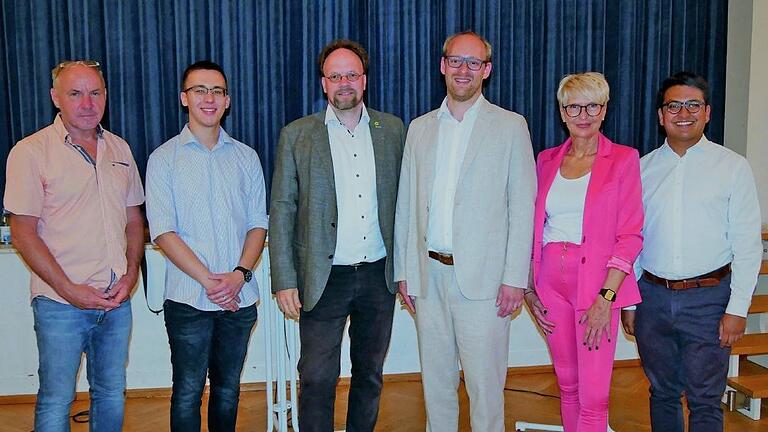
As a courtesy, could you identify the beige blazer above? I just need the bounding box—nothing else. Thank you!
[394,97,536,299]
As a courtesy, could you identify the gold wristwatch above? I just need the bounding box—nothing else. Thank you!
[599,288,617,302]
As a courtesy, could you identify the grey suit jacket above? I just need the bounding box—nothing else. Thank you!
[269,108,406,311]
[394,97,536,300]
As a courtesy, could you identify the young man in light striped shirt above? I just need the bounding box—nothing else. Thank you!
[145,60,268,432]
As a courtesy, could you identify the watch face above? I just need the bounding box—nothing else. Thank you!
[243,270,253,282]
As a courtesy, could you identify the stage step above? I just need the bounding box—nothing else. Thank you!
[728,374,768,398]
[732,333,768,356]
[749,295,768,314]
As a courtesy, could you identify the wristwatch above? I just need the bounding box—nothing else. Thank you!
[234,266,253,283]
[599,288,617,302]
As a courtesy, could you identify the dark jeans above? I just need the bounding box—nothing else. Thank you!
[298,258,395,432]
[635,274,732,432]
[164,300,258,432]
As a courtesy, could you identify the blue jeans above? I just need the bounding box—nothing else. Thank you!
[164,300,258,432]
[32,296,132,432]
[298,259,395,432]
[635,274,732,432]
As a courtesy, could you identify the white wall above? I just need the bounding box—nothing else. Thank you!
[0,245,639,396]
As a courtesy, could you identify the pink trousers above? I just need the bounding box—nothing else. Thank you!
[538,242,620,432]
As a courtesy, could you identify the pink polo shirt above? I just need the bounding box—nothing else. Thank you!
[3,115,145,304]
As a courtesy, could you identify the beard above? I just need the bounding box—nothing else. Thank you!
[331,87,362,110]
[446,74,482,103]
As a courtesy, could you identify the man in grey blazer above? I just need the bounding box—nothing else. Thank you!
[394,31,536,431]
[269,39,405,432]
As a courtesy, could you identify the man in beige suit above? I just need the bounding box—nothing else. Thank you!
[394,31,536,431]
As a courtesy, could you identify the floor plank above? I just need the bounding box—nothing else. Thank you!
[3,365,768,431]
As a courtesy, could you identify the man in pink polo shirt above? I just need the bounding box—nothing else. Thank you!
[3,60,144,432]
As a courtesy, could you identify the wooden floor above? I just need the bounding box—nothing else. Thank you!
[3,365,768,431]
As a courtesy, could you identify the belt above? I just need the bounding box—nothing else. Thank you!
[428,251,454,266]
[642,264,731,290]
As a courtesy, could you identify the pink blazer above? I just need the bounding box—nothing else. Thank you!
[532,134,643,310]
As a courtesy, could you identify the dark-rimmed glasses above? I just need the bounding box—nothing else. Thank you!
[661,100,705,114]
[325,72,363,83]
[443,56,486,71]
[183,85,228,98]
[562,103,604,118]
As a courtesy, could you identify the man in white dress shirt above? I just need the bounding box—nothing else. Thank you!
[622,71,762,432]
[269,40,405,432]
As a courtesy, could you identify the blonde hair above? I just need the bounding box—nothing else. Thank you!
[556,72,609,106]
[442,31,493,62]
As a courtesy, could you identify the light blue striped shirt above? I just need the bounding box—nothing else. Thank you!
[146,125,269,311]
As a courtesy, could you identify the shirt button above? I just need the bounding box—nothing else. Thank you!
[356,174,360,177]
[354,153,357,157]
[331,222,336,228]
[581,257,586,264]
[363,236,367,240]
[361,215,365,219]
[358,194,362,198]
[328,254,334,259]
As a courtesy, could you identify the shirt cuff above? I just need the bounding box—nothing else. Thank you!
[606,256,633,274]
[725,297,751,318]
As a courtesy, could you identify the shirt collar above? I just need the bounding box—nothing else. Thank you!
[660,135,711,159]
[179,124,234,150]
[437,94,485,122]
[53,113,105,145]
[324,103,370,128]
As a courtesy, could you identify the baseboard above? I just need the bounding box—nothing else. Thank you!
[0,359,640,405]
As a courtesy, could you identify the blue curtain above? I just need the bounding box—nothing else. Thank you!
[0,0,728,206]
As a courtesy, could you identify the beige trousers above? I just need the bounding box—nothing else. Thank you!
[415,259,511,432]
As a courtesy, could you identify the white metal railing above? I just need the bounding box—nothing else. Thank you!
[259,252,301,431]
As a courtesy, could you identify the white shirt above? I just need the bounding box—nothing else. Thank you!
[146,125,268,311]
[543,170,590,245]
[636,136,762,317]
[325,104,386,265]
[427,95,484,253]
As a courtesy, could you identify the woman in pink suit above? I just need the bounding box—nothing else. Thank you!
[524,72,643,432]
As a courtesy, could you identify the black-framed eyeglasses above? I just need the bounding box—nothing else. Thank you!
[324,72,363,83]
[52,60,101,80]
[443,56,486,71]
[562,103,604,118]
[661,99,706,114]
[183,85,228,98]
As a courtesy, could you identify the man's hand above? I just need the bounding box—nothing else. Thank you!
[107,267,139,304]
[524,290,555,334]
[62,283,121,310]
[207,272,245,312]
[276,288,302,320]
[621,310,636,336]
[398,281,416,314]
[496,284,525,317]
[719,313,747,348]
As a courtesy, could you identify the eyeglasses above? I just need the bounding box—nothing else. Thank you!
[443,56,487,71]
[661,99,706,114]
[324,72,363,83]
[183,85,228,98]
[51,60,101,81]
[562,103,604,118]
